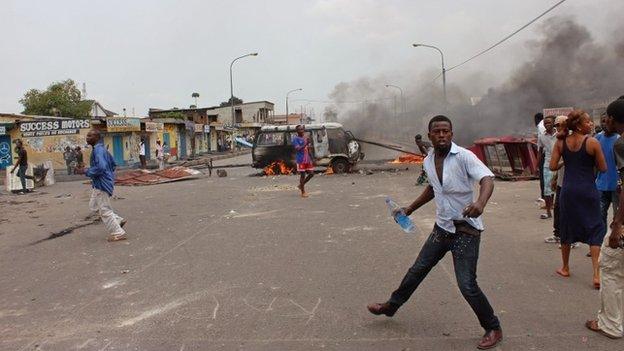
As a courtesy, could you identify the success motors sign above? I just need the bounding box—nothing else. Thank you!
[20,119,91,137]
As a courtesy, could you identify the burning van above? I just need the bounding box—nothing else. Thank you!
[252,123,363,174]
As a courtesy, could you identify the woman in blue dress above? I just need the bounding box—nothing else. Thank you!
[550,110,607,289]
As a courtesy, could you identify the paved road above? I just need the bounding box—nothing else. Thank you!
[0,156,618,350]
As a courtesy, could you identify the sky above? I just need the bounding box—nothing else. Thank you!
[0,0,619,117]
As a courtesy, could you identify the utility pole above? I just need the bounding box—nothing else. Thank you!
[413,44,447,107]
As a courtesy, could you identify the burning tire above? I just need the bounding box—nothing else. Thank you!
[331,158,349,174]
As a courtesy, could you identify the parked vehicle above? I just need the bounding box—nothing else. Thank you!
[252,123,363,173]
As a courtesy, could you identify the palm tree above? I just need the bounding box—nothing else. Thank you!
[191,92,199,106]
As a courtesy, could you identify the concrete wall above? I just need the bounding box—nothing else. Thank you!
[211,102,274,124]
[5,128,92,171]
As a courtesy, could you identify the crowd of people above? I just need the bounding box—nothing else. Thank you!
[5,100,624,347]
[536,98,624,339]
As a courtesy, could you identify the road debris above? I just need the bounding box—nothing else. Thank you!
[115,167,201,186]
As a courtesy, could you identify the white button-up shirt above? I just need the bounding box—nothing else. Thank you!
[423,142,494,233]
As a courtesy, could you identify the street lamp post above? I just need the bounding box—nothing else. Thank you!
[230,52,258,127]
[412,43,446,105]
[385,84,405,114]
[286,88,302,123]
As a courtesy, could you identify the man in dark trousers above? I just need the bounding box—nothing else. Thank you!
[9,139,35,194]
[367,115,503,350]
[415,134,431,185]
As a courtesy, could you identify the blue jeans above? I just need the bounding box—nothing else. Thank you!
[16,165,32,191]
[389,224,501,331]
[599,190,619,236]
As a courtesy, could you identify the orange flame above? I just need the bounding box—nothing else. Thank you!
[324,167,334,175]
[264,160,294,175]
[389,154,424,164]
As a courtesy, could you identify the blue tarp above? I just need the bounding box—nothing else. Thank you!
[235,137,253,148]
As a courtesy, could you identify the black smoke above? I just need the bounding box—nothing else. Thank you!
[329,16,624,146]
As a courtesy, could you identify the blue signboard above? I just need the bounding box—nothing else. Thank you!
[0,135,13,169]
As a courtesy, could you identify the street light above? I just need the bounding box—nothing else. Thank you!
[412,43,446,105]
[230,52,258,127]
[286,88,302,122]
[385,84,405,114]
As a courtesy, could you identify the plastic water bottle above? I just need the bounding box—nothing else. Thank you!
[385,197,415,234]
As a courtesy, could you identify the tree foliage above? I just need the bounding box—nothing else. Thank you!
[219,96,243,107]
[20,79,92,118]
[159,111,187,119]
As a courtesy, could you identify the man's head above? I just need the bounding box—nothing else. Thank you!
[75,146,81,151]
[65,146,71,151]
[415,134,423,143]
[606,98,624,134]
[14,139,23,148]
[543,115,555,133]
[427,115,453,150]
[156,140,161,145]
[86,129,101,146]
[600,114,608,131]
[534,113,544,126]
[296,125,305,136]
[554,115,568,138]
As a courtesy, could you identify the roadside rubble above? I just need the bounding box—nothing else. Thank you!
[115,166,201,186]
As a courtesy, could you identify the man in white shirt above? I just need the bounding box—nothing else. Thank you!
[535,113,546,201]
[367,115,502,350]
[139,137,146,169]
[537,116,557,219]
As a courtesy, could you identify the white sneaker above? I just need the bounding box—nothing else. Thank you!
[544,236,560,243]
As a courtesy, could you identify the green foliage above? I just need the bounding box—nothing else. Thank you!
[219,96,243,107]
[160,111,187,119]
[19,79,92,118]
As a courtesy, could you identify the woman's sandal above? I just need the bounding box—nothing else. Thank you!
[585,320,619,339]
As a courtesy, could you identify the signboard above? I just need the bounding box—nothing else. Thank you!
[543,107,574,117]
[106,117,141,132]
[203,124,210,133]
[194,124,204,133]
[184,121,195,132]
[0,125,6,135]
[145,122,164,132]
[20,119,90,137]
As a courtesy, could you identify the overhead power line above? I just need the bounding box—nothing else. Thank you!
[445,0,568,72]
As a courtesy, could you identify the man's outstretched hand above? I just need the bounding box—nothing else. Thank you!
[463,201,485,218]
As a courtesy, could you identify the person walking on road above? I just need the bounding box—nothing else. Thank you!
[9,139,35,194]
[545,115,568,244]
[294,125,314,198]
[139,137,147,169]
[74,146,84,174]
[77,129,127,242]
[63,146,76,175]
[156,140,164,170]
[415,134,431,185]
[367,115,503,350]
[595,115,620,236]
[537,115,557,220]
[550,110,607,289]
[586,98,624,339]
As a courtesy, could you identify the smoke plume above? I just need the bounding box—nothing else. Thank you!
[329,16,624,146]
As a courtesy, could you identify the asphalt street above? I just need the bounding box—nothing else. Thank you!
[0,154,620,350]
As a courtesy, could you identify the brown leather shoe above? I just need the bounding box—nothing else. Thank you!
[366,302,398,317]
[477,329,503,350]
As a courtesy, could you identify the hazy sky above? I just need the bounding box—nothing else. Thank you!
[0,0,618,117]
